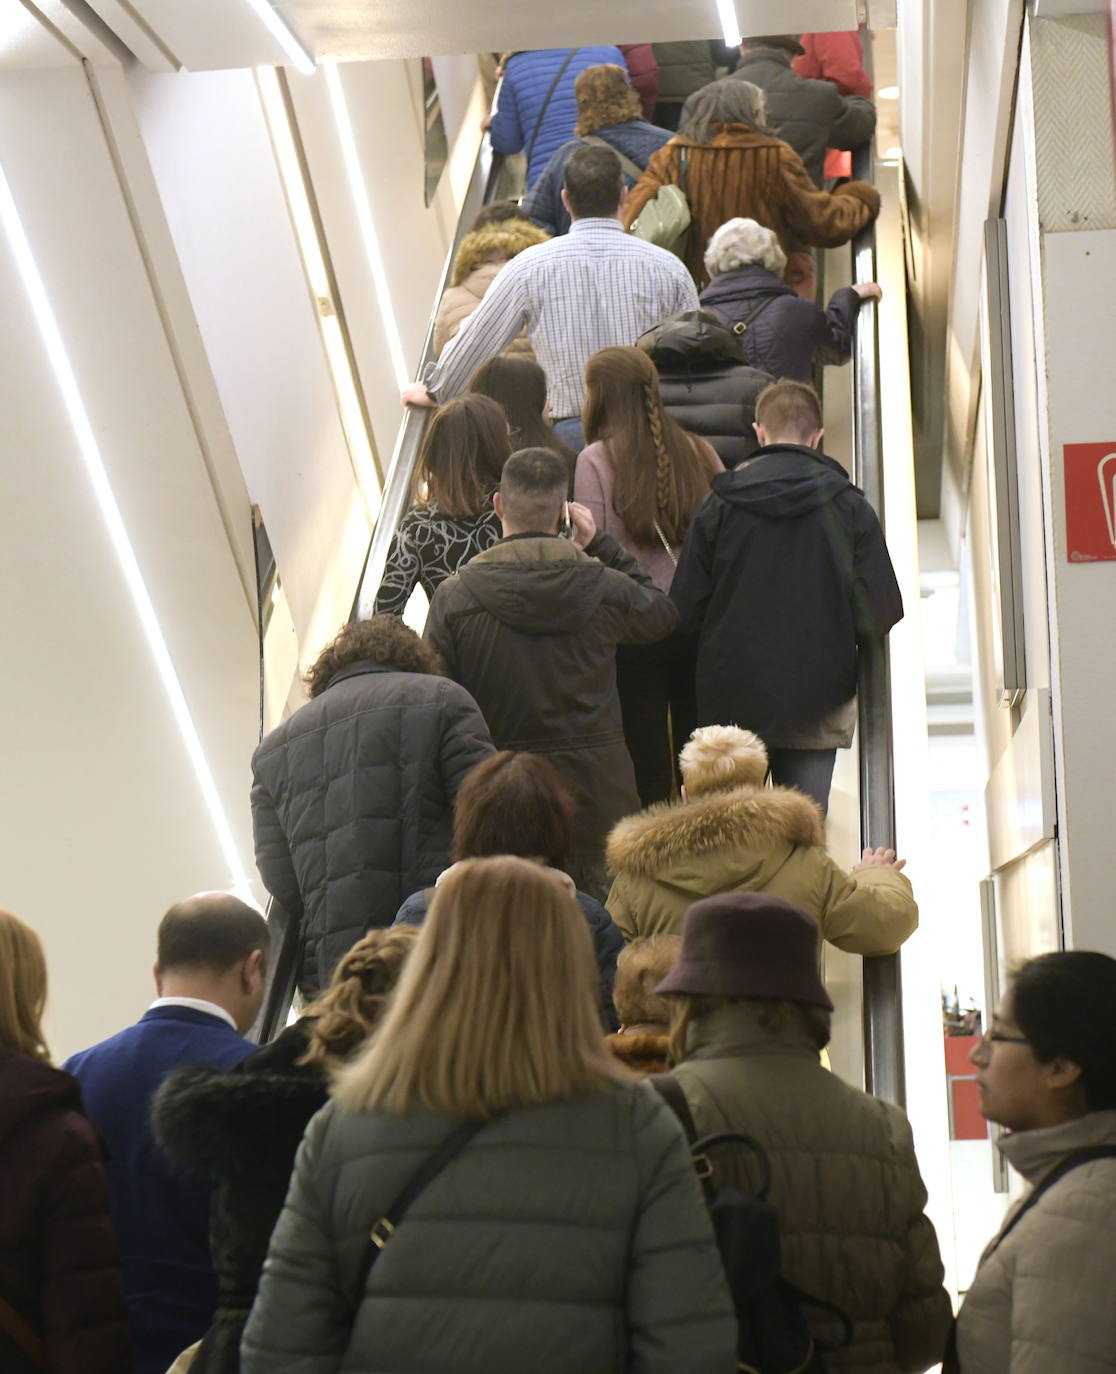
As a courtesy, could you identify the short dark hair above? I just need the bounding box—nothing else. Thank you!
[1012,952,1116,1111]
[453,751,574,867]
[157,895,269,974]
[755,379,823,442]
[563,144,624,219]
[305,616,446,698]
[499,447,567,532]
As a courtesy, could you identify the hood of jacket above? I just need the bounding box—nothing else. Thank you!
[0,1047,82,1144]
[712,445,852,518]
[606,1031,671,1075]
[701,262,796,310]
[451,221,550,286]
[639,309,749,371]
[607,783,823,894]
[459,535,612,635]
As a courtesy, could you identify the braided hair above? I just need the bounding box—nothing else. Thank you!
[299,925,420,1068]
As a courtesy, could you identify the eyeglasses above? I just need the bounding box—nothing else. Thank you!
[983,1031,1029,1046]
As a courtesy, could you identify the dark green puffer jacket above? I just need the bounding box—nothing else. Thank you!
[240,1082,737,1374]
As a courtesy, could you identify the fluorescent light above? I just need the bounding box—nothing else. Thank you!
[325,62,410,391]
[883,146,903,161]
[716,0,742,47]
[240,0,315,75]
[878,85,900,99]
[0,154,252,897]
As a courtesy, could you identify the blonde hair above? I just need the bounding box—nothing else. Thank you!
[668,995,830,1064]
[679,725,768,796]
[299,926,419,1068]
[333,857,627,1118]
[704,217,788,278]
[613,935,682,1029]
[0,910,50,1060]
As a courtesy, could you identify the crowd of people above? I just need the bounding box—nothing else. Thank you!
[3,30,1115,1374]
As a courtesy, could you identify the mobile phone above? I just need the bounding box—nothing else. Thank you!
[559,501,573,540]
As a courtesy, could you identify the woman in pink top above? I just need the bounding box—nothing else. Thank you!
[575,346,721,806]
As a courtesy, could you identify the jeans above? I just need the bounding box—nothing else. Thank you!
[552,415,586,452]
[616,634,698,807]
[767,747,837,816]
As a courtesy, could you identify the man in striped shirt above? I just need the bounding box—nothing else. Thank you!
[401,144,698,449]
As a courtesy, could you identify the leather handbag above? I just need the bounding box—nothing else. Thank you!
[630,147,691,258]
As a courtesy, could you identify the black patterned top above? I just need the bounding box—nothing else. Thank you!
[373,505,503,616]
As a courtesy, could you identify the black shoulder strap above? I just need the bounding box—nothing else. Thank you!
[351,1118,487,1308]
[988,1145,1116,1257]
[649,1073,699,1143]
[525,49,579,167]
[732,294,779,336]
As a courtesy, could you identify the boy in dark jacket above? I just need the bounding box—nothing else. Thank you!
[671,379,902,813]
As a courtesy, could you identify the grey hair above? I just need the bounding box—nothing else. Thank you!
[704,217,787,278]
[681,79,767,145]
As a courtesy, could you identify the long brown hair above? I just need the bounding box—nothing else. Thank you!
[0,910,50,1060]
[333,857,627,1118]
[413,394,511,518]
[582,347,719,545]
[467,356,577,471]
[299,926,419,1068]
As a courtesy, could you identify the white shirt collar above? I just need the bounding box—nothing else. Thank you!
[148,996,238,1032]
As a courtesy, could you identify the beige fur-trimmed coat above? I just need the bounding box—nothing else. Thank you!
[605,783,917,952]
[433,220,550,358]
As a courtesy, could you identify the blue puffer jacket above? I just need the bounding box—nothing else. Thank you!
[393,873,624,1028]
[490,46,626,187]
[524,119,674,235]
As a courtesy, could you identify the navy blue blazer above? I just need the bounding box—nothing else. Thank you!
[66,1006,252,1374]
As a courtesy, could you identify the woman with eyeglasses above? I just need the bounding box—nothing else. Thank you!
[953,951,1116,1373]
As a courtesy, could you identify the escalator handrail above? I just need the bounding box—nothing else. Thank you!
[253,116,506,1044]
[851,101,905,1107]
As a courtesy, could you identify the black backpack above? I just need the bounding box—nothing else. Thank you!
[651,1075,852,1374]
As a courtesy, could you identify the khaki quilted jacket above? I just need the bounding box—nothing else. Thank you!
[956,1110,1116,1374]
[605,783,917,954]
[669,1003,952,1373]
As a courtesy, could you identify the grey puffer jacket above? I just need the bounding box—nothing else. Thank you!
[250,660,494,993]
[669,1002,952,1373]
[730,47,876,187]
[955,1110,1116,1374]
[240,1083,738,1374]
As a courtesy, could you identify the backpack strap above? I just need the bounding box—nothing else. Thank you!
[524,49,579,168]
[650,1076,771,1200]
[649,1073,699,1143]
[987,1145,1116,1257]
[350,1117,488,1309]
[579,134,644,183]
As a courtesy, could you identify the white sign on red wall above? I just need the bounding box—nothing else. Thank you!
[1064,442,1116,563]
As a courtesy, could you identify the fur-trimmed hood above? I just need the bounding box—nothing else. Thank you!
[153,1023,327,1182]
[606,1031,670,1076]
[451,221,550,287]
[607,784,824,883]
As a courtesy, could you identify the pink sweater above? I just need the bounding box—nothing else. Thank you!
[574,439,723,591]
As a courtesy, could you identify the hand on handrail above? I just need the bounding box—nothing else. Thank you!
[401,383,437,409]
[854,846,906,870]
[852,282,883,302]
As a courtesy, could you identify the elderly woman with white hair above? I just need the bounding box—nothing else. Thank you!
[623,78,880,289]
[699,216,883,381]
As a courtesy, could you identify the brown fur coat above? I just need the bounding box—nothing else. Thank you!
[605,783,917,952]
[433,221,550,357]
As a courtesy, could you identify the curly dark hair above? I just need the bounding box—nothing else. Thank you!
[305,615,447,698]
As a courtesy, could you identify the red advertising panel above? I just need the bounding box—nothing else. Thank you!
[1064,442,1116,563]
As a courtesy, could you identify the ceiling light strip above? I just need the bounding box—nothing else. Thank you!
[324,62,410,391]
[240,0,315,75]
[716,0,742,48]
[0,156,252,896]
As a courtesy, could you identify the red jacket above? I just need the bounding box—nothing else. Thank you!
[618,44,660,121]
[0,1048,131,1373]
[793,32,872,98]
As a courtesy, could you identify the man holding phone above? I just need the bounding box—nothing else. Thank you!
[425,448,678,898]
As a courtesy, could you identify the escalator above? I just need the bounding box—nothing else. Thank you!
[253,97,908,1115]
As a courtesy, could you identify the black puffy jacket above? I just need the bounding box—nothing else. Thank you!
[152,1024,326,1374]
[251,660,494,992]
[638,310,774,466]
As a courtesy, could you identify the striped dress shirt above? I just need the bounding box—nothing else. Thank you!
[423,218,699,419]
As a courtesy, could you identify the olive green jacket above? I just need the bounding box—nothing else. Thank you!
[241,1082,737,1373]
[605,782,917,952]
[668,1003,952,1373]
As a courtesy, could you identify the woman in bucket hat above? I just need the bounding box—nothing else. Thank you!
[655,893,951,1374]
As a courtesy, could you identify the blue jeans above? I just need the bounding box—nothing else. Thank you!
[767,748,837,816]
[552,416,585,452]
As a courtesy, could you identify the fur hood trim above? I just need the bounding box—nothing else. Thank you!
[451,221,550,286]
[607,784,823,877]
[153,1061,328,1178]
[606,1032,670,1075]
